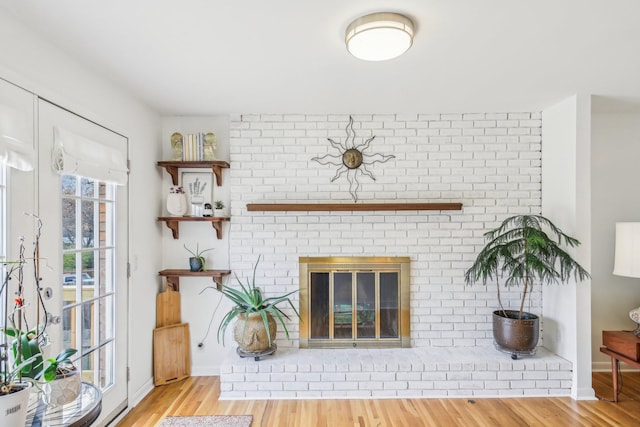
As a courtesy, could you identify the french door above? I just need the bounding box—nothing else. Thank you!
[38,100,128,424]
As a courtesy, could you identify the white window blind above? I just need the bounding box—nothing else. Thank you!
[52,126,128,185]
[0,103,34,171]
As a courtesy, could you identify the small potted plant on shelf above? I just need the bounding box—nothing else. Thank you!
[464,214,590,359]
[213,201,225,217]
[39,348,80,406]
[203,256,300,356]
[184,243,213,272]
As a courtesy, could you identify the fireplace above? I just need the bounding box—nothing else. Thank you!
[299,257,410,348]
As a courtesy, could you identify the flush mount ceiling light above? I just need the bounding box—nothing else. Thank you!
[345,12,414,61]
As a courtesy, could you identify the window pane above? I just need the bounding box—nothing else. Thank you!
[99,341,114,389]
[99,200,114,247]
[80,350,96,382]
[356,272,375,339]
[82,301,95,351]
[62,304,77,350]
[62,198,76,248]
[380,272,399,338]
[333,272,352,339]
[80,342,114,390]
[81,177,95,198]
[61,175,76,195]
[81,200,95,248]
[82,251,98,301]
[98,295,114,343]
[62,253,79,305]
[99,249,114,295]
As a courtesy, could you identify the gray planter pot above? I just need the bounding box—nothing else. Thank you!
[189,257,204,272]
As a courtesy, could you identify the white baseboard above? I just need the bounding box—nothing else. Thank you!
[593,361,640,372]
[131,377,155,407]
[571,386,597,400]
[105,378,155,426]
[191,365,220,376]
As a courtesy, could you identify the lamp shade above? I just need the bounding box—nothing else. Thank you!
[345,12,414,61]
[613,222,640,278]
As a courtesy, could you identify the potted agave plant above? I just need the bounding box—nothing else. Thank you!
[203,256,300,356]
[465,214,590,359]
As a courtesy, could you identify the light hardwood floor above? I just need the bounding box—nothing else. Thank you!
[116,372,640,427]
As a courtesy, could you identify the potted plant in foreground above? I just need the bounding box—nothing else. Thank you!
[203,256,300,355]
[464,214,590,358]
[1,219,51,426]
[1,261,37,427]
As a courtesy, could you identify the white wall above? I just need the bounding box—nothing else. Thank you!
[0,10,162,414]
[591,112,640,370]
[541,95,594,399]
[159,116,234,375]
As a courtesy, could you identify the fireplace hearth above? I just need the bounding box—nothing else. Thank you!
[299,257,410,348]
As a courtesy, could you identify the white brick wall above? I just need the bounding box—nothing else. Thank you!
[229,113,542,349]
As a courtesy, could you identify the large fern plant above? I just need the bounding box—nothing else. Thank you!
[464,215,590,320]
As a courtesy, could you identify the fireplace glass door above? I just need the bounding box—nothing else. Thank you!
[300,257,409,348]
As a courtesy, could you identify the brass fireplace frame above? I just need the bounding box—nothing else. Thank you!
[299,256,411,348]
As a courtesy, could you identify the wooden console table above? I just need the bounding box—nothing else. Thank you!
[600,330,640,402]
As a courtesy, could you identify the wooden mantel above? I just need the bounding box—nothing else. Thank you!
[246,202,463,212]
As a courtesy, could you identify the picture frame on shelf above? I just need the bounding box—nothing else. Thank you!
[181,171,213,216]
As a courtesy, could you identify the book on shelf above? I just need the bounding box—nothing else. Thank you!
[182,133,205,161]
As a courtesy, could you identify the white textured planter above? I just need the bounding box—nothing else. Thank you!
[166,193,188,216]
[42,370,81,406]
[213,208,224,217]
[0,382,32,427]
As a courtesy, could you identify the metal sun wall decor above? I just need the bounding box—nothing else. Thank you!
[311,116,395,202]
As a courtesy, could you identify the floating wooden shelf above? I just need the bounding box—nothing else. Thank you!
[158,269,231,292]
[157,216,230,239]
[157,160,230,186]
[246,202,463,212]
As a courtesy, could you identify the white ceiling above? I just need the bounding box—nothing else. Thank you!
[2,0,640,115]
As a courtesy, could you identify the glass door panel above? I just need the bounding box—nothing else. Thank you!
[356,272,376,338]
[333,272,352,339]
[310,272,329,339]
[380,272,399,338]
[39,99,128,423]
